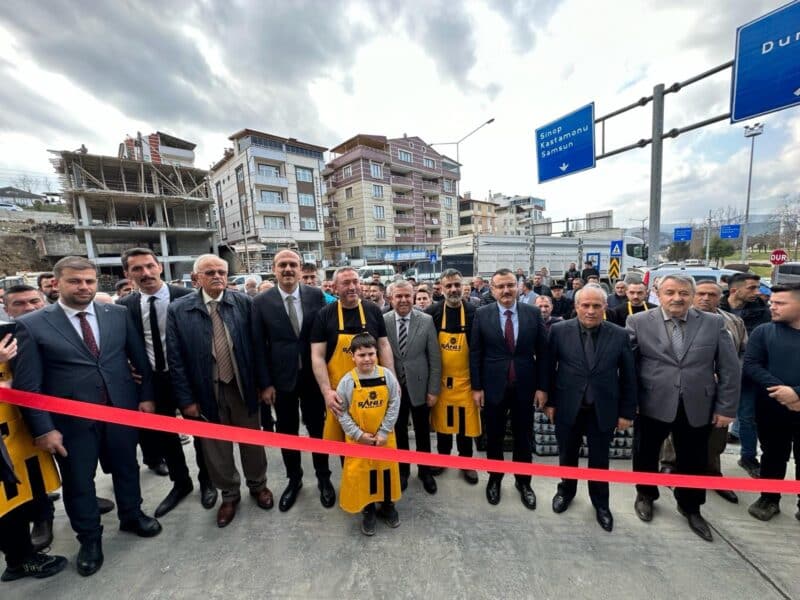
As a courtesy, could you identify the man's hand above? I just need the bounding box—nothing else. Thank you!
[260,386,276,406]
[425,393,438,407]
[34,430,67,457]
[616,417,632,431]
[712,414,734,428]
[375,431,388,446]
[359,432,376,445]
[181,403,200,418]
[767,385,800,407]
[0,334,17,362]
[472,390,484,408]
[128,362,143,385]
[544,406,556,423]
[138,401,156,414]
[324,389,343,417]
[534,390,548,409]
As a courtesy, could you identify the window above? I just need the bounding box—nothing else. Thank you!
[342,164,352,178]
[370,163,383,178]
[447,229,454,238]
[345,187,353,200]
[258,163,280,177]
[443,196,453,209]
[423,157,435,169]
[446,213,453,225]
[300,217,318,231]
[260,190,284,204]
[374,205,385,219]
[346,207,354,219]
[296,167,313,182]
[298,193,315,207]
[263,216,285,229]
[372,184,383,198]
[236,166,244,182]
[398,150,412,163]
[348,227,356,240]
[443,179,453,192]
[375,225,386,239]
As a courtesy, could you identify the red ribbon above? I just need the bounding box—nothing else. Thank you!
[2,388,798,494]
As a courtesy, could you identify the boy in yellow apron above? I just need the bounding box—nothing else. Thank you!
[336,333,401,536]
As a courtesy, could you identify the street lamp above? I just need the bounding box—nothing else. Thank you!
[741,122,764,262]
[431,117,495,193]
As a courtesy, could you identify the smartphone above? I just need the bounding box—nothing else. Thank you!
[0,322,16,342]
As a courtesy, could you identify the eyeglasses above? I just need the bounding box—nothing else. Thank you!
[201,269,228,277]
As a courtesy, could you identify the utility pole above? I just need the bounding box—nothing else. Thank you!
[741,122,764,262]
[705,210,712,265]
[648,84,665,267]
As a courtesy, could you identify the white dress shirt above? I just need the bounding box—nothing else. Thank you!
[277,285,303,331]
[140,282,170,370]
[59,299,100,350]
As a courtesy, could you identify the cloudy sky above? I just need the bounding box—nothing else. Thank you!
[1,0,797,229]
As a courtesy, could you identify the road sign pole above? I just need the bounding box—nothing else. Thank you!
[648,84,664,267]
[740,124,763,262]
[705,210,712,264]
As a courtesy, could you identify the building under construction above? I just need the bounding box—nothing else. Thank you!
[49,134,217,281]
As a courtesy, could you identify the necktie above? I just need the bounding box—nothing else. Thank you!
[398,317,408,356]
[77,312,99,358]
[148,296,166,372]
[671,318,685,358]
[584,329,596,367]
[208,300,235,383]
[504,309,516,383]
[286,295,301,337]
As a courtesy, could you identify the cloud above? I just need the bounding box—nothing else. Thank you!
[489,0,563,54]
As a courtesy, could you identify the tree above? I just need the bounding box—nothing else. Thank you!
[666,242,691,261]
[11,174,36,192]
[708,237,735,264]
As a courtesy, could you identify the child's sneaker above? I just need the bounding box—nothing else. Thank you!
[361,505,377,536]
[378,502,400,528]
[1,552,68,581]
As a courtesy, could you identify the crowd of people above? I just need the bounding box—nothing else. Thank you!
[0,249,798,582]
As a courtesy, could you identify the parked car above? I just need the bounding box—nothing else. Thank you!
[0,202,23,212]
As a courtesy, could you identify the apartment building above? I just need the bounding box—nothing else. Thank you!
[209,130,327,271]
[458,191,498,235]
[493,193,547,236]
[322,134,460,265]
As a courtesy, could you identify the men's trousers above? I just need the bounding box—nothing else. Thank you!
[756,400,800,504]
[483,385,533,485]
[394,384,432,478]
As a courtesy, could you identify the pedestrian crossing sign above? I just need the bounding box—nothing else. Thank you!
[610,240,623,257]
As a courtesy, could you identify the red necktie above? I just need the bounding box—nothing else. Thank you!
[504,309,516,383]
[77,312,99,358]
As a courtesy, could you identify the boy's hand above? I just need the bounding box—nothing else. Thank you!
[359,432,376,445]
[375,432,387,446]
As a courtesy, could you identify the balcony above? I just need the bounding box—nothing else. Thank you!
[393,195,414,206]
[423,199,441,210]
[324,217,339,229]
[395,235,415,243]
[424,218,440,228]
[249,145,287,162]
[422,180,441,195]
[324,239,341,248]
[394,215,414,225]
[255,201,291,213]
[254,174,288,188]
[426,235,441,243]
[390,175,413,191]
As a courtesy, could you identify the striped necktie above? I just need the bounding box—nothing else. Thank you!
[398,317,408,356]
[208,300,235,383]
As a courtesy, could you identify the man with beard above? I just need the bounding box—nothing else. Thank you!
[535,295,562,334]
[608,281,656,327]
[36,273,59,305]
[532,273,551,298]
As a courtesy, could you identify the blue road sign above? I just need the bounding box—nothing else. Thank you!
[673,227,693,242]
[731,1,800,122]
[720,224,741,239]
[535,102,596,183]
[609,240,623,257]
[429,254,437,264]
[585,252,600,271]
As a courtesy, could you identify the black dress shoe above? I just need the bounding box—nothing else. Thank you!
[551,493,571,514]
[155,482,194,518]
[97,497,115,515]
[318,478,336,508]
[596,507,614,532]
[486,479,501,505]
[715,489,739,504]
[678,508,713,542]
[147,461,169,477]
[461,469,479,485]
[119,514,162,538]
[200,482,218,509]
[399,474,409,492]
[279,480,303,512]
[634,494,654,522]
[419,472,437,495]
[77,540,103,577]
[515,481,537,510]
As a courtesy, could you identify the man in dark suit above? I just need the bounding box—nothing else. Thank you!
[167,254,272,528]
[470,268,548,509]
[13,256,161,577]
[118,248,217,517]
[545,284,637,532]
[252,249,334,512]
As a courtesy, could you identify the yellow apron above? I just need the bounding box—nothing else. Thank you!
[0,401,61,518]
[430,304,482,437]
[339,367,401,513]
[323,301,368,441]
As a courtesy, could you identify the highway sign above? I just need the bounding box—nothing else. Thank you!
[731,1,800,122]
[535,103,596,183]
[720,224,741,239]
[609,240,623,257]
[673,227,693,242]
[770,248,789,265]
[608,257,621,280]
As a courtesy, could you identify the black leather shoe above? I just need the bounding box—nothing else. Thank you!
[596,507,614,532]
[279,480,303,512]
[147,461,169,477]
[419,472,437,495]
[399,474,409,492]
[486,479,501,505]
[678,508,713,542]
[551,493,571,514]
[318,478,336,508]
[715,489,739,504]
[461,469,479,485]
[97,497,115,515]
[119,514,162,538]
[515,481,537,510]
[200,482,218,509]
[31,519,53,552]
[634,494,654,522]
[77,539,103,577]
[155,482,193,518]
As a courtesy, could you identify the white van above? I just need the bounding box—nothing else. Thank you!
[357,265,396,285]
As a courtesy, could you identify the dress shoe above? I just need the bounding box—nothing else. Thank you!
[748,497,780,521]
[678,507,713,541]
[399,474,409,492]
[200,482,218,509]
[419,472,437,495]
[31,519,53,552]
[318,478,336,508]
[634,494,654,522]
[551,493,571,514]
[361,505,377,536]
[1,552,68,581]
[486,479,501,505]
[461,469,479,485]
[715,489,739,504]
[97,497,115,515]
[147,461,169,477]
[216,498,240,527]
[279,480,302,512]
[155,482,194,518]
[251,487,274,510]
[738,456,761,478]
[119,513,162,537]
[429,467,445,476]
[596,507,614,532]
[515,481,537,510]
[378,502,400,528]
[76,539,103,577]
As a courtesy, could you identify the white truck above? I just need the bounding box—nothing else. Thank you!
[440,233,647,281]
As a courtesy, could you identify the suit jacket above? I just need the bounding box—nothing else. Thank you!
[13,302,154,438]
[546,319,637,431]
[117,284,194,342]
[626,307,740,427]
[251,284,325,392]
[383,309,441,407]
[167,289,259,422]
[469,302,548,405]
